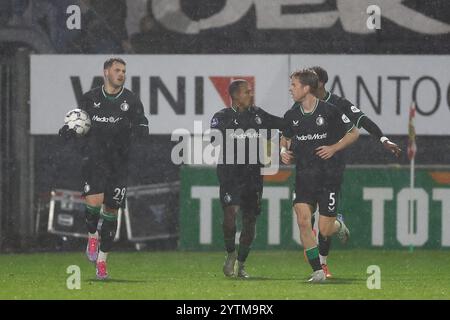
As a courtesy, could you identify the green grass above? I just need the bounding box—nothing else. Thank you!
[0,250,449,299]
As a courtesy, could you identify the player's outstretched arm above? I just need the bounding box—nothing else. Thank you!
[316,127,359,160]
[359,117,402,158]
[259,109,286,130]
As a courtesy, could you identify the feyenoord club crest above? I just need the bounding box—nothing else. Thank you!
[120,101,129,111]
[224,193,232,204]
[255,115,262,125]
[316,115,324,126]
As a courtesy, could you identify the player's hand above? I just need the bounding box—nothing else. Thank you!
[316,145,336,159]
[383,140,402,158]
[281,150,294,164]
[58,125,76,140]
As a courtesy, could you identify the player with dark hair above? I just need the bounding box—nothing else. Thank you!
[59,57,149,280]
[281,69,359,282]
[312,66,401,277]
[210,79,285,278]
[283,66,401,278]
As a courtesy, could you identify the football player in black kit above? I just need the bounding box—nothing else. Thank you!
[283,66,401,278]
[281,70,359,282]
[312,66,401,277]
[59,58,149,280]
[310,66,401,157]
[210,79,285,278]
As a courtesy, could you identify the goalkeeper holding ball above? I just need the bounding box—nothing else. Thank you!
[58,58,149,280]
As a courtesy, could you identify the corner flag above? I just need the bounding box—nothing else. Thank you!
[407,102,417,161]
[407,101,417,252]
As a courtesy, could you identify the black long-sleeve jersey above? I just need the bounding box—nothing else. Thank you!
[323,91,365,138]
[210,106,285,168]
[79,85,149,158]
[323,91,384,139]
[283,99,354,170]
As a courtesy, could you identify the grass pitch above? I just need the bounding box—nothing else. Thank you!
[0,250,449,299]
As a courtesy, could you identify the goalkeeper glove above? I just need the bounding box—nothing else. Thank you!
[58,125,76,140]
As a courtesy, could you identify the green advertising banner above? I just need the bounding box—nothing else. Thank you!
[180,165,450,250]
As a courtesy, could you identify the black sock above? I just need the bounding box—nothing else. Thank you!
[237,245,251,263]
[85,205,101,234]
[224,237,236,253]
[99,211,118,252]
[305,246,322,271]
[318,232,332,258]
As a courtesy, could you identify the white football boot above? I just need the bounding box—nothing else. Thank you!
[236,261,250,279]
[223,251,237,277]
[307,269,326,283]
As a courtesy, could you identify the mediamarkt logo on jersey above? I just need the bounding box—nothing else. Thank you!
[92,115,122,123]
[229,131,262,139]
[295,133,327,141]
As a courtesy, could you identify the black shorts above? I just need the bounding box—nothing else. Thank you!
[217,165,263,216]
[81,153,128,209]
[293,165,343,217]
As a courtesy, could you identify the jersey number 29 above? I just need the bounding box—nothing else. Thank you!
[113,187,126,203]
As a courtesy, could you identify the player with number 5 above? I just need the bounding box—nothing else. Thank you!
[280,70,359,283]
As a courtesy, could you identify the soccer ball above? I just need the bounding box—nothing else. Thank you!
[64,109,91,136]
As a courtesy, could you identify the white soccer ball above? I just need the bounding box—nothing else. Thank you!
[64,109,91,137]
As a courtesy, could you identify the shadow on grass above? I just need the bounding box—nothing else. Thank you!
[320,277,364,285]
[226,276,298,281]
[85,278,149,283]
[227,276,364,285]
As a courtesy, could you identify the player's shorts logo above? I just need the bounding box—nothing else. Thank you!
[255,115,262,125]
[120,101,129,112]
[292,120,299,126]
[223,193,232,204]
[84,183,90,194]
[93,102,101,108]
[316,116,324,126]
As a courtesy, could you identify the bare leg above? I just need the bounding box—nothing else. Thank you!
[294,203,322,272]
